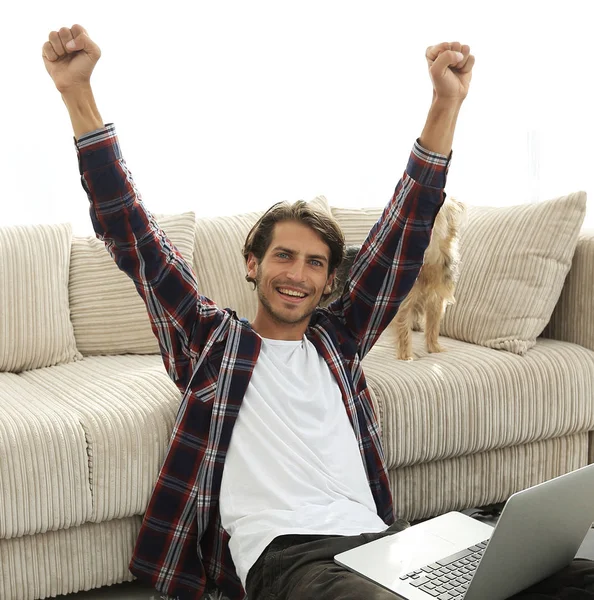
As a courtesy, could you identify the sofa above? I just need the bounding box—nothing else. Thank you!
[1,191,593,600]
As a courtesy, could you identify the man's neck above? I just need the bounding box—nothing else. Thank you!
[249,317,308,341]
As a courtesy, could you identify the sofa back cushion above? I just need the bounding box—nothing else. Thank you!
[192,196,331,322]
[331,205,383,246]
[440,191,587,354]
[0,223,82,372]
[542,229,594,352]
[332,193,587,355]
[69,212,196,356]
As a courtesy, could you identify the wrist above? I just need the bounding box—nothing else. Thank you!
[419,98,463,157]
[431,96,464,114]
[61,85,104,141]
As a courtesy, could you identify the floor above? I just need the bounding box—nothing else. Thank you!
[55,511,594,600]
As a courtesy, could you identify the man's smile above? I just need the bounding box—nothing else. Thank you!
[276,286,309,302]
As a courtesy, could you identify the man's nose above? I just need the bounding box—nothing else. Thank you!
[287,261,306,281]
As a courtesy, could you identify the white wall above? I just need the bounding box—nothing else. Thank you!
[1,0,592,236]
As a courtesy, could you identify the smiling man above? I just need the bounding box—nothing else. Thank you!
[42,22,594,600]
[245,215,341,339]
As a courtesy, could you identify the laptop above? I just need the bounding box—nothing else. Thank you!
[335,463,594,600]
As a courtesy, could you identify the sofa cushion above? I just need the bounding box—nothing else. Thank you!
[192,195,331,322]
[362,328,594,470]
[542,229,594,352]
[0,223,82,372]
[0,372,92,539]
[389,434,587,522]
[18,355,181,523]
[69,212,196,356]
[440,192,587,354]
[332,193,587,355]
[0,516,142,599]
[331,205,383,246]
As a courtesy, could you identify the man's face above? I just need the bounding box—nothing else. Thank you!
[247,221,334,331]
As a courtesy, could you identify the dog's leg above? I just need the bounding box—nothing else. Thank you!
[425,297,446,354]
[392,301,414,361]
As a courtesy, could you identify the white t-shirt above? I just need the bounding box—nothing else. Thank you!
[219,334,388,588]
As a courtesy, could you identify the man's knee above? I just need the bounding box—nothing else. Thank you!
[288,562,395,599]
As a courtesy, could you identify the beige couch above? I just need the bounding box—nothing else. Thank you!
[1,194,593,600]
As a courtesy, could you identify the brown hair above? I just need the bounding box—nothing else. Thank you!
[242,201,345,302]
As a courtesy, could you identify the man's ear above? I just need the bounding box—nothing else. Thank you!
[246,252,258,280]
[324,271,336,295]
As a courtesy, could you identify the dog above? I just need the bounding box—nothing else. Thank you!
[324,197,466,360]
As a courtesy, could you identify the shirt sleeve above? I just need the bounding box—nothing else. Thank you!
[74,123,227,391]
[326,138,451,359]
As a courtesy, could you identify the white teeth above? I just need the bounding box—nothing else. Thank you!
[278,288,306,298]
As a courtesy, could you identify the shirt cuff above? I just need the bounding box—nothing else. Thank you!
[405,138,452,189]
[73,123,122,174]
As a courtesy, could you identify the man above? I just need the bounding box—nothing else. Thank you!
[43,24,594,600]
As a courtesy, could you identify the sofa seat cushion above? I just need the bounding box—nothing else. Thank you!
[362,329,594,470]
[389,434,587,522]
[0,372,92,539]
[18,355,180,523]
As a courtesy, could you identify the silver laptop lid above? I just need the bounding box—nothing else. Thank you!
[465,463,594,600]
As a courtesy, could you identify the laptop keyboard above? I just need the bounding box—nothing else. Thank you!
[398,539,489,599]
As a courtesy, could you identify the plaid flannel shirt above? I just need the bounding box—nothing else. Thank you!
[74,123,451,599]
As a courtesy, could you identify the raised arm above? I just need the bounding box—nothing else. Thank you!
[43,25,227,391]
[327,42,475,358]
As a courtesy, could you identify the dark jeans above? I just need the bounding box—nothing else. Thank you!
[245,521,594,599]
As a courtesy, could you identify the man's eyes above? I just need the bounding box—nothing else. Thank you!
[276,252,323,267]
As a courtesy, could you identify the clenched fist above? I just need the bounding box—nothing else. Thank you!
[42,24,101,94]
[426,41,475,102]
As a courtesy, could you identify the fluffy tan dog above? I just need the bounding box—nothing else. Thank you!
[323,197,465,360]
[389,197,466,360]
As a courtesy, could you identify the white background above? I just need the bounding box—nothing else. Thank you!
[1,0,591,235]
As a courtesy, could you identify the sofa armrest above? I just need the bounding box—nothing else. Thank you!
[542,229,594,351]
